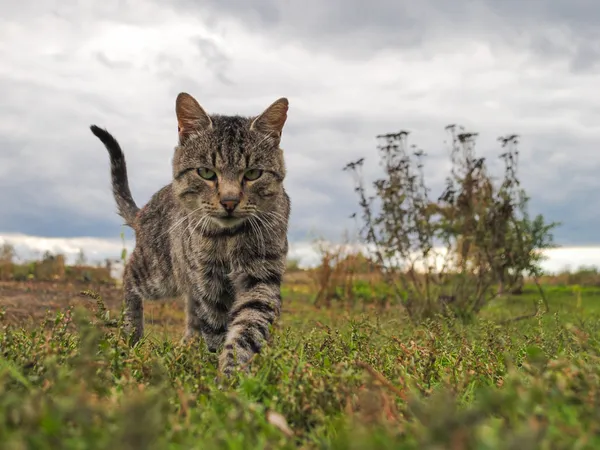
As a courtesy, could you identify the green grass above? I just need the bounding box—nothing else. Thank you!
[2,285,600,449]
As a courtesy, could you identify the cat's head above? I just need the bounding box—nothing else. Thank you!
[172,92,288,230]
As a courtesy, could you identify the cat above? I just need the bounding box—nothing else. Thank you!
[90,92,290,376]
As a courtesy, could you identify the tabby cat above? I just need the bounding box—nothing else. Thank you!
[90,92,290,376]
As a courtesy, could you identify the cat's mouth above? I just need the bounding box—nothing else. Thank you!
[210,215,247,229]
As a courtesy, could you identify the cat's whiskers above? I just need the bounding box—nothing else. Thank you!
[186,214,209,245]
[262,210,288,223]
[165,206,204,237]
[248,215,267,256]
[258,211,286,239]
[245,208,264,255]
[184,217,200,245]
[198,214,212,237]
[253,213,278,244]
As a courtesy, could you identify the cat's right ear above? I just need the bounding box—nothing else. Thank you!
[175,92,212,142]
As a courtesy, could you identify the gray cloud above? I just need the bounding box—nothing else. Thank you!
[195,37,234,86]
[162,0,600,70]
[1,0,600,252]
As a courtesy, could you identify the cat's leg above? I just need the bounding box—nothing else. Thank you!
[121,262,145,345]
[202,319,228,353]
[182,290,201,343]
[219,267,283,376]
[122,248,176,346]
[182,289,230,352]
[183,265,233,352]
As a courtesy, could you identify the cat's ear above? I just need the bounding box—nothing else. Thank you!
[250,98,289,138]
[176,92,212,141]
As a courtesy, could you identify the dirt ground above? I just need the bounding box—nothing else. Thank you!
[0,281,186,332]
[0,274,314,338]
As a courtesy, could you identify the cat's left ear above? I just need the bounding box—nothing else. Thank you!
[176,92,212,143]
[250,98,288,139]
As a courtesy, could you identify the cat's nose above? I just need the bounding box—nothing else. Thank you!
[220,196,240,213]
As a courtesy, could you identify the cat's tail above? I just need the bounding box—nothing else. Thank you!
[90,125,140,228]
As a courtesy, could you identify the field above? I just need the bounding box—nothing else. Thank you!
[2,276,600,450]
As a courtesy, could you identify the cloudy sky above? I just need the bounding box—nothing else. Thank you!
[1,0,600,271]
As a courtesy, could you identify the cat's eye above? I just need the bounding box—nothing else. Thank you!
[197,168,216,180]
[244,169,263,181]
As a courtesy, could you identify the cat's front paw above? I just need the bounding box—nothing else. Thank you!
[202,331,227,354]
[218,349,236,378]
[218,344,253,378]
[123,317,143,346]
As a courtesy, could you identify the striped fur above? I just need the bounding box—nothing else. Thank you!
[90,93,290,376]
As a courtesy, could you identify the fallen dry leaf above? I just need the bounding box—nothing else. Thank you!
[266,410,294,437]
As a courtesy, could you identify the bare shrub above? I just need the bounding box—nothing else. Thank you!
[344,126,558,322]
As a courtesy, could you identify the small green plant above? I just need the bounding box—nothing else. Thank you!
[1,282,600,448]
